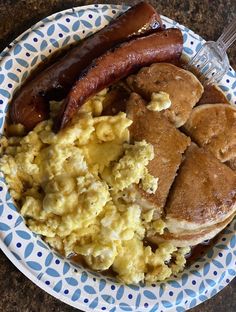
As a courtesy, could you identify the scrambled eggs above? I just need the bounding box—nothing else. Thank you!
[0,90,189,284]
[147,91,172,112]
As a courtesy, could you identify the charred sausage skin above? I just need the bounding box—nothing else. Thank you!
[10,2,163,131]
[55,28,183,130]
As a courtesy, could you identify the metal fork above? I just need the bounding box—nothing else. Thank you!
[189,19,236,85]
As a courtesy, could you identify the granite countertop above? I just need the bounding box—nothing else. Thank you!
[0,1,235,311]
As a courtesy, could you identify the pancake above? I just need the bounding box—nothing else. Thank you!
[148,144,236,247]
[126,92,190,217]
[183,104,236,163]
[126,63,203,127]
[149,214,235,247]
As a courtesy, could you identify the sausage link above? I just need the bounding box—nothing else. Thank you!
[55,28,183,130]
[10,2,163,131]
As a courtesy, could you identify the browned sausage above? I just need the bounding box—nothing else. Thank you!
[10,2,163,131]
[55,28,183,130]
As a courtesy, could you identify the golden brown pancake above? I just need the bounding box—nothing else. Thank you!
[183,104,236,163]
[126,93,190,217]
[126,63,203,127]
[148,144,236,247]
[166,144,236,228]
[149,214,235,247]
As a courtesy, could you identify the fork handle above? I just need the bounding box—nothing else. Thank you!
[217,19,236,52]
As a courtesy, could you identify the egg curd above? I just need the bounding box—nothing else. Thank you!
[0,90,190,284]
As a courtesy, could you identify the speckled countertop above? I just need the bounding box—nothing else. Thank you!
[0,1,236,311]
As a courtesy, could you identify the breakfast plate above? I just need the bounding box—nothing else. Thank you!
[0,4,235,312]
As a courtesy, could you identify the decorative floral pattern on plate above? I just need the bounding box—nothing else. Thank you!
[0,4,235,312]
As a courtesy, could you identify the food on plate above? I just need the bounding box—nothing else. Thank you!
[126,63,204,127]
[55,28,183,130]
[1,1,236,285]
[0,92,191,284]
[183,104,236,164]
[126,93,190,217]
[10,1,163,131]
[149,144,236,247]
[146,91,172,112]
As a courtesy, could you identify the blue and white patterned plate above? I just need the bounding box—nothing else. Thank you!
[0,4,235,312]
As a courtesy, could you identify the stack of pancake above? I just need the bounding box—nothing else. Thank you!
[150,143,236,247]
[124,63,236,247]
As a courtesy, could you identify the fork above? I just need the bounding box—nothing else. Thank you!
[189,19,236,85]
